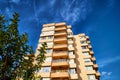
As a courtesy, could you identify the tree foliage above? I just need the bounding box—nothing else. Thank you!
[0,12,46,80]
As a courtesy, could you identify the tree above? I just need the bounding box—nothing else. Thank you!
[0,12,46,80]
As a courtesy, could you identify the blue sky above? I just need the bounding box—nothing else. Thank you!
[0,0,120,80]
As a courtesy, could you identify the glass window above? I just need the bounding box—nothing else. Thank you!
[68,32,73,36]
[86,66,93,70]
[83,52,89,56]
[42,27,48,30]
[46,49,52,53]
[49,26,55,29]
[80,41,86,44]
[67,29,71,32]
[69,68,76,74]
[68,44,73,48]
[41,37,46,40]
[48,36,53,39]
[81,46,88,49]
[80,36,85,39]
[84,59,91,62]
[42,78,50,80]
[69,59,74,63]
[68,51,73,55]
[42,31,54,35]
[88,74,95,80]
[45,57,52,62]
[43,67,51,72]
[47,42,53,46]
[68,38,72,41]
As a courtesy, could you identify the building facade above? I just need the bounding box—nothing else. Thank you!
[36,22,100,80]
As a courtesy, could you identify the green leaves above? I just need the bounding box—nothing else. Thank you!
[0,13,46,80]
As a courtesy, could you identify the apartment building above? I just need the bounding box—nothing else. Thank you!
[35,22,100,80]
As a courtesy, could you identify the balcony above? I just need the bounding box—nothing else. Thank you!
[51,70,69,78]
[69,63,76,68]
[43,23,55,27]
[55,22,66,26]
[93,64,98,69]
[55,26,66,31]
[52,59,69,67]
[70,74,78,79]
[88,45,92,49]
[39,72,50,77]
[91,57,96,61]
[67,35,73,38]
[45,53,52,57]
[96,71,101,77]
[54,31,67,36]
[69,54,75,59]
[90,51,94,55]
[53,44,67,50]
[83,55,91,59]
[86,70,96,74]
[67,25,71,29]
[82,49,89,52]
[87,41,90,44]
[86,36,89,39]
[42,27,55,31]
[85,62,93,66]
[42,62,51,66]
[54,37,67,44]
[81,43,88,46]
[68,46,74,51]
[53,51,68,59]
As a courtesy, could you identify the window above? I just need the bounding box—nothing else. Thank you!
[68,44,73,48]
[42,27,48,30]
[47,42,53,46]
[36,69,40,73]
[69,68,76,74]
[68,38,72,41]
[84,59,91,62]
[86,66,93,70]
[80,36,85,39]
[42,31,54,35]
[83,52,89,56]
[68,32,73,36]
[48,36,53,39]
[68,51,73,55]
[42,78,50,80]
[80,41,86,44]
[42,67,51,72]
[88,74,95,80]
[45,57,52,62]
[69,59,74,63]
[67,29,72,32]
[49,26,55,29]
[41,37,46,40]
[81,46,88,49]
[46,49,52,53]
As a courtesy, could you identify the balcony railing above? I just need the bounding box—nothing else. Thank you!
[55,26,66,31]
[53,44,67,50]
[96,71,100,77]
[52,59,68,62]
[52,59,69,67]
[54,32,67,36]
[51,72,69,78]
[51,70,68,73]
[54,37,67,43]
[53,51,67,54]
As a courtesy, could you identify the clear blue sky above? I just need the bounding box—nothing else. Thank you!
[0,0,120,80]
